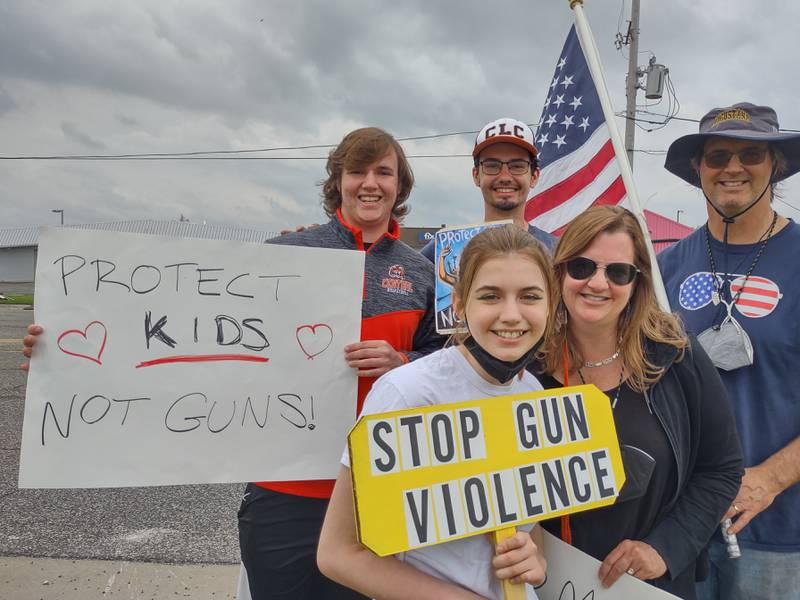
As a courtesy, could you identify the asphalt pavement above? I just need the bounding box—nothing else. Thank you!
[0,304,242,599]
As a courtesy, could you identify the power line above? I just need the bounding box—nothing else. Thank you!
[618,110,800,132]
[0,129,484,161]
[0,154,473,161]
[616,111,697,125]
[776,197,800,214]
[634,149,667,155]
[1,115,799,161]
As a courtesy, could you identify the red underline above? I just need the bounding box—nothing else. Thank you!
[135,354,270,368]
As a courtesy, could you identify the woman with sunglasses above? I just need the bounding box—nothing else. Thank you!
[318,225,550,599]
[535,206,743,600]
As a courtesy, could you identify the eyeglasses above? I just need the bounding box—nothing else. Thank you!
[702,147,769,169]
[478,159,532,175]
[565,257,640,285]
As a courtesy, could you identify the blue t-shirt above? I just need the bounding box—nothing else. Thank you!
[419,223,556,262]
[658,221,800,552]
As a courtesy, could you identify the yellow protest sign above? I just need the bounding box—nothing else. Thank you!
[348,384,625,557]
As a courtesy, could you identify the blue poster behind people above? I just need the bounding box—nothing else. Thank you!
[434,221,510,333]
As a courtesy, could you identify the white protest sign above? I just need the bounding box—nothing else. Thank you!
[536,530,679,600]
[19,228,364,488]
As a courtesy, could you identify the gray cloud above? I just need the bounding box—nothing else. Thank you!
[61,121,107,150]
[0,0,798,233]
[0,85,16,115]
[116,113,140,127]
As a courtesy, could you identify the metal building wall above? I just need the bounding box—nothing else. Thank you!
[0,247,36,282]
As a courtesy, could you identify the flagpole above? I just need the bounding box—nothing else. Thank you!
[567,0,670,311]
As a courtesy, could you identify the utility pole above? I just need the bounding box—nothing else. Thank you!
[624,0,640,168]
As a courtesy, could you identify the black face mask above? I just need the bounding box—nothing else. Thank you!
[462,335,540,385]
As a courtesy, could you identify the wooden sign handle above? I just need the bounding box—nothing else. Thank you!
[494,527,527,600]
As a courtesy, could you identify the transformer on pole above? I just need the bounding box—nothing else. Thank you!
[621,0,670,169]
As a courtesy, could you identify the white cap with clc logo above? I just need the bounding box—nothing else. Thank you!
[472,117,538,158]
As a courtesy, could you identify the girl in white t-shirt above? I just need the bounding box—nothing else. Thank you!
[318,225,553,600]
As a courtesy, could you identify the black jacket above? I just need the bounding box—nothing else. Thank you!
[538,335,743,597]
[638,335,743,583]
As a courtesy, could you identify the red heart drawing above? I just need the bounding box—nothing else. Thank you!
[57,321,108,365]
[296,323,333,359]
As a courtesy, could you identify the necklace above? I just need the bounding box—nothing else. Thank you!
[578,366,625,409]
[704,210,777,308]
[583,348,620,368]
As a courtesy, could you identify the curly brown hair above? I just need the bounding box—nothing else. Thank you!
[320,127,414,221]
[539,206,686,392]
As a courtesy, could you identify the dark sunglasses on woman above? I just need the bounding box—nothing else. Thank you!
[565,256,640,285]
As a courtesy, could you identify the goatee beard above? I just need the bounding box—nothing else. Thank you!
[490,201,519,212]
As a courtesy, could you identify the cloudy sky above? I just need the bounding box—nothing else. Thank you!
[2,0,799,234]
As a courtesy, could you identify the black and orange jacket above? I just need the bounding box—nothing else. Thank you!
[257,209,441,498]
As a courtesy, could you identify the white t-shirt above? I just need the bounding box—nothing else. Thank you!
[343,346,542,600]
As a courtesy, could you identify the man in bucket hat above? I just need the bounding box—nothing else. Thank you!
[420,117,556,262]
[658,103,800,599]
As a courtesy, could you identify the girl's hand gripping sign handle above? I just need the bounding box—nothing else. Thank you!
[494,527,528,600]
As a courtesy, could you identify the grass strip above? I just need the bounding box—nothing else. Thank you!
[0,294,34,305]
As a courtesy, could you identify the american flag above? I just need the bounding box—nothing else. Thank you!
[525,25,627,234]
[679,272,781,318]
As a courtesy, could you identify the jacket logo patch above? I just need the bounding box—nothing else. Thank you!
[382,264,414,296]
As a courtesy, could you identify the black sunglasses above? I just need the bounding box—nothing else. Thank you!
[565,256,639,285]
[702,147,769,169]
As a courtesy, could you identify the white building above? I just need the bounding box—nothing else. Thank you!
[0,226,37,283]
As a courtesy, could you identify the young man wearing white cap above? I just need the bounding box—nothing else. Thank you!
[658,103,800,599]
[420,117,556,261]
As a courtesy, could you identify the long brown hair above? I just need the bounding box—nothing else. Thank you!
[450,224,556,347]
[320,127,414,221]
[539,206,686,392]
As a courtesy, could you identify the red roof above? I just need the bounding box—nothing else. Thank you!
[643,209,695,253]
[546,208,694,253]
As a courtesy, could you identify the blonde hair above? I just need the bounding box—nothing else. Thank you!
[539,206,686,392]
[450,225,555,347]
